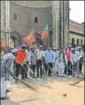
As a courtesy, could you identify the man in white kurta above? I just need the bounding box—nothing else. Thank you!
[57,48,67,77]
[71,50,79,76]
[52,49,59,74]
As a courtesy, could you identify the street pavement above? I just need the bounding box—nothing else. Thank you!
[1,64,84,105]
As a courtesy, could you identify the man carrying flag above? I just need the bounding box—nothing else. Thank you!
[41,24,49,40]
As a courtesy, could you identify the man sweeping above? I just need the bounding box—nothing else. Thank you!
[0,51,15,99]
[15,45,28,82]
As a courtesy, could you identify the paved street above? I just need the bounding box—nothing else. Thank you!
[1,64,84,105]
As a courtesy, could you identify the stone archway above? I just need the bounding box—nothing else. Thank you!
[10,31,21,47]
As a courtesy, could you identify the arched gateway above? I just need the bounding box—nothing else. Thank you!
[10,31,21,47]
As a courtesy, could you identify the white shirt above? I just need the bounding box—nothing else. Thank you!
[71,53,78,63]
[36,49,44,60]
[79,50,84,58]
[2,53,15,73]
[76,50,84,61]
[3,53,15,61]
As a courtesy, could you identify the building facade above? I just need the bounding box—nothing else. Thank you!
[1,1,69,48]
[69,20,84,47]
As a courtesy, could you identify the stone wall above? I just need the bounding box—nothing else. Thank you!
[51,1,60,48]
[11,1,51,8]
[10,2,52,46]
[59,1,69,48]
[1,1,69,48]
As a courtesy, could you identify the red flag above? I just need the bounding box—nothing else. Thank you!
[1,39,7,48]
[41,25,48,40]
[24,29,36,45]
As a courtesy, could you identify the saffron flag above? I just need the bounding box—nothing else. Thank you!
[24,29,36,45]
[41,24,48,40]
[1,38,7,48]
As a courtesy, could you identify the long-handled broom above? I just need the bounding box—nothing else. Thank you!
[9,71,37,91]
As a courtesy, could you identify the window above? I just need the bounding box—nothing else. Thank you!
[14,13,17,21]
[77,39,79,45]
[81,39,83,45]
[72,38,75,46]
[34,17,38,23]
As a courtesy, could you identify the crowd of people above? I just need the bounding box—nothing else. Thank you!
[0,44,84,99]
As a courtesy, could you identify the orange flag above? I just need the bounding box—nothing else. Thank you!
[41,25,48,40]
[1,39,7,48]
[24,29,36,45]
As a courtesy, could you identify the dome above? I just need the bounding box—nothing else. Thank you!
[11,1,51,8]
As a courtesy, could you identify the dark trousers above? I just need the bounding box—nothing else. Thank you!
[21,63,28,79]
[79,57,83,73]
[15,63,21,78]
[67,61,72,75]
[44,63,52,76]
[72,62,78,75]
[44,63,48,74]
[37,59,42,78]
[42,59,48,74]
[15,63,27,80]
[64,66,67,74]
[30,65,36,77]
[48,63,52,76]
[79,63,82,73]
[24,62,28,78]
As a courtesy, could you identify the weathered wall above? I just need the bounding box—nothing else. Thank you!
[1,1,69,48]
[10,2,52,46]
[11,1,51,8]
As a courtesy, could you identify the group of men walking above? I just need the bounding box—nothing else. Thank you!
[0,44,84,99]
